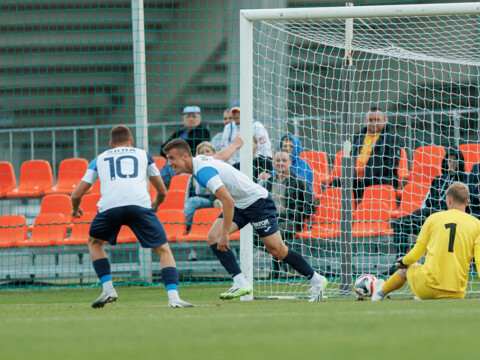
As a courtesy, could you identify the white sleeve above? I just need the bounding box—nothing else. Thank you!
[82,169,98,184]
[147,163,161,177]
[205,175,224,194]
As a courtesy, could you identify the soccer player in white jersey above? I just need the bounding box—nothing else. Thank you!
[71,125,193,308]
[163,138,328,301]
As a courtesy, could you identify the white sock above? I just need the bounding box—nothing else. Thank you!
[167,289,180,302]
[310,272,323,287]
[102,280,114,292]
[233,273,249,287]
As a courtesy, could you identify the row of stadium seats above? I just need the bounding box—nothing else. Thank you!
[295,182,430,240]
[0,207,241,248]
[1,143,479,199]
[1,182,429,248]
[0,156,167,199]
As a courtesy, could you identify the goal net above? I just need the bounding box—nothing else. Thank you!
[241,3,480,298]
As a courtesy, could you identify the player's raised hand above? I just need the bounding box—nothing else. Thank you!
[71,207,83,218]
[217,233,230,252]
[395,256,406,269]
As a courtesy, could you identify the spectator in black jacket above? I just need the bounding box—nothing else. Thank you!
[391,147,468,262]
[467,162,480,219]
[260,150,317,278]
[159,106,210,188]
[160,106,210,157]
[345,107,401,201]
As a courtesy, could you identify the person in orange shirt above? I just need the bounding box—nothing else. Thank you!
[351,107,401,200]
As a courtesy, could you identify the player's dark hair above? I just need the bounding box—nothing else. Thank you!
[163,139,193,157]
[370,106,382,112]
[110,125,132,145]
[446,182,469,204]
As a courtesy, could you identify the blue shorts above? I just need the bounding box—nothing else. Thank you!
[219,195,279,237]
[89,205,168,248]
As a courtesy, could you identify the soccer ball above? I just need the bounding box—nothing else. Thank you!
[354,274,377,297]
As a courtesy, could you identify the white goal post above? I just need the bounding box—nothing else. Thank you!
[239,2,480,300]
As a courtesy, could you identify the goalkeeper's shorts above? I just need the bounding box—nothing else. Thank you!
[406,264,465,300]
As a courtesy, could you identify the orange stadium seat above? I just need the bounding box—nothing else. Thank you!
[300,151,330,185]
[61,212,96,246]
[81,193,101,214]
[46,158,89,195]
[390,182,430,219]
[0,161,16,198]
[7,160,54,198]
[153,156,167,169]
[89,179,101,194]
[459,143,480,173]
[320,187,342,205]
[157,209,187,241]
[116,226,136,244]
[158,190,186,211]
[0,215,27,248]
[359,185,397,212]
[409,145,445,184]
[169,174,190,192]
[184,208,222,241]
[39,194,73,223]
[17,214,67,247]
[296,202,341,240]
[352,201,392,238]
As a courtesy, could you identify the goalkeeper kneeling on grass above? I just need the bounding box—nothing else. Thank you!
[372,182,480,301]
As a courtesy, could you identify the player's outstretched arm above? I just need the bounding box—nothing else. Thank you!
[71,180,93,218]
[214,135,243,162]
[214,185,235,251]
[150,175,167,212]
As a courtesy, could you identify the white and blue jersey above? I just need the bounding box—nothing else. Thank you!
[193,155,268,209]
[82,147,160,213]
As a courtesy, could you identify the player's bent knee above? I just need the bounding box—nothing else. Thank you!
[87,236,104,247]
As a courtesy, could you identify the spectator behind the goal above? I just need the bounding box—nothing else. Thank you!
[279,134,314,191]
[211,108,232,152]
[232,136,274,183]
[467,162,480,219]
[390,147,468,270]
[220,100,272,166]
[184,141,217,232]
[260,150,317,278]
[331,106,401,200]
[158,105,210,188]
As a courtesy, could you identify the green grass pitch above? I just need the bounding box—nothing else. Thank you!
[1,285,479,360]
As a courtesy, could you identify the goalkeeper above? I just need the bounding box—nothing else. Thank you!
[372,182,480,301]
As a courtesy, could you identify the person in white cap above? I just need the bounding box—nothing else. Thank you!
[160,105,210,157]
[220,100,272,166]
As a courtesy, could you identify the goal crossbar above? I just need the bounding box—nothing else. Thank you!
[241,2,480,21]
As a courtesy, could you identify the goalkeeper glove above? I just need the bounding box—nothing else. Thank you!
[395,256,406,269]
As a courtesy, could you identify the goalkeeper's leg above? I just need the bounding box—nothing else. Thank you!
[372,268,408,301]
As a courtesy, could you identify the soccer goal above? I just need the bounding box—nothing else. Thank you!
[239,2,480,299]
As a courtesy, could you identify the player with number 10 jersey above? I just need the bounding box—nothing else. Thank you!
[71,125,193,308]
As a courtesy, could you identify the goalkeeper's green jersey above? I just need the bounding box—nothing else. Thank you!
[403,209,480,293]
